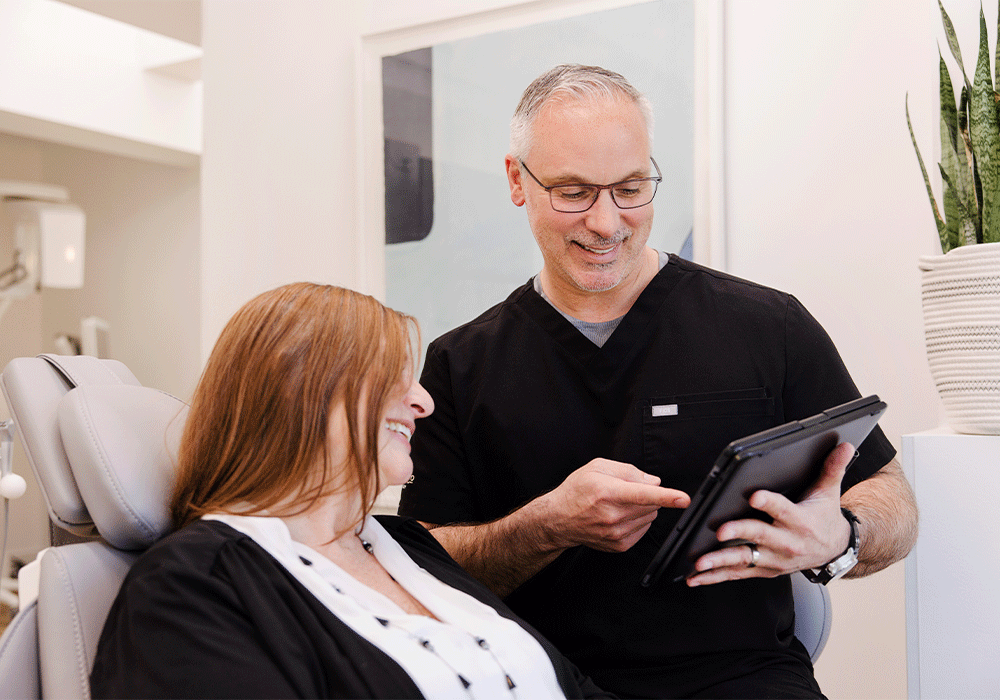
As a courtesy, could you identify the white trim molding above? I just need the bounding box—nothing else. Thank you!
[693,0,726,270]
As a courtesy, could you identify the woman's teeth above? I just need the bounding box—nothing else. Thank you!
[386,421,412,441]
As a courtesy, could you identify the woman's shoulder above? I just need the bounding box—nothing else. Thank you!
[127,519,258,582]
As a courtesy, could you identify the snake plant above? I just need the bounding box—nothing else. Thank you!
[908,0,1000,251]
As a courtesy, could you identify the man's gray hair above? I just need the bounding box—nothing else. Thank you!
[509,64,654,162]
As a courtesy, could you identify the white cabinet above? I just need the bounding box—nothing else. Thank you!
[903,428,1000,699]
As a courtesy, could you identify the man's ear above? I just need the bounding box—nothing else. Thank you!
[505,155,526,207]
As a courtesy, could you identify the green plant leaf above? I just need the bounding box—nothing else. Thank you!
[907,94,949,250]
[941,53,960,153]
[969,7,1000,245]
[957,86,982,239]
[940,53,972,205]
[963,216,980,243]
[940,0,974,95]
[958,88,977,178]
[941,165,974,248]
[941,169,963,250]
[996,0,1000,88]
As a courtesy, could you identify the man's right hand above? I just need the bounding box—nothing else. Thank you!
[423,459,689,597]
[537,458,690,552]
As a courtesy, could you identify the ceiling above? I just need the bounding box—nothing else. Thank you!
[57,0,201,46]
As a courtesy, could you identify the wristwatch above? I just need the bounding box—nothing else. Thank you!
[804,508,860,585]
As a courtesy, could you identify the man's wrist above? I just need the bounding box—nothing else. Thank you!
[803,508,860,585]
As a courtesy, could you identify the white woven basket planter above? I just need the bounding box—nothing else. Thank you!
[919,242,1000,434]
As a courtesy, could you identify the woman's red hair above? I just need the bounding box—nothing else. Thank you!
[171,283,416,532]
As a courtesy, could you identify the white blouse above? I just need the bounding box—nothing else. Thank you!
[203,513,567,700]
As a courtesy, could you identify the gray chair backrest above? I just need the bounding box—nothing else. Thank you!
[0,356,186,700]
[36,545,138,699]
[791,570,832,662]
[0,600,39,699]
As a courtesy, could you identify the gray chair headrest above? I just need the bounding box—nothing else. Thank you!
[56,384,188,550]
[0,355,141,536]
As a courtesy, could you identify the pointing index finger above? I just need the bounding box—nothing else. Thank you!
[617,481,690,509]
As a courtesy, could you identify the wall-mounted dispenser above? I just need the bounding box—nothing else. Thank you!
[0,182,85,319]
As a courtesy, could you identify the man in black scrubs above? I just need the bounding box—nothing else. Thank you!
[399,64,917,699]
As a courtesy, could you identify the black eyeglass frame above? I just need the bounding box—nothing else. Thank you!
[518,157,662,213]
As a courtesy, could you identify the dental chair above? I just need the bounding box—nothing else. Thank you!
[0,354,831,700]
[792,564,832,661]
[0,354,186,700]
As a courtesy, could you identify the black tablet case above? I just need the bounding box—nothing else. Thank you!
[640,395,887,587]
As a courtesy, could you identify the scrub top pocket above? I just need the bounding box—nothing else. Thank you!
[641,388,775,495]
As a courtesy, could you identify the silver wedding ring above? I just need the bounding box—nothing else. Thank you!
[746,543,760,569]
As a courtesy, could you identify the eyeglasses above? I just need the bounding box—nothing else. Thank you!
[519,158,662,213]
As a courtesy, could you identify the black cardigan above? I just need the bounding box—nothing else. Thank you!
[90,516,612,699]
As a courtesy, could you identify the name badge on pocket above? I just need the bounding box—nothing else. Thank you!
[651,404,679,418]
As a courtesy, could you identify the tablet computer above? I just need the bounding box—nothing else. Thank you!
[640,395,887,587]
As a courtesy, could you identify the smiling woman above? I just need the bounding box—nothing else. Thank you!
[89,282,612,700]
[169,283,422,533]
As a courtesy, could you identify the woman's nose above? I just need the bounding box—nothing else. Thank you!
[408,380,434,417]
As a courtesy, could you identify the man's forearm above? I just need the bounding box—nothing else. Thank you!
[424,497,567,597]
[420,458,689,596]
[841,458,918,578]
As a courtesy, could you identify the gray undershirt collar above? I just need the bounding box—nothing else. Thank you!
[533,250,669,348]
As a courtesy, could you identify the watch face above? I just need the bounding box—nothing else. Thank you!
[826,551,858,581]
[805,509,861,584]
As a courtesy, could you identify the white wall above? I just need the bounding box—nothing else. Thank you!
[198,0,948,697]
[200,0,362,359]
[724,2,940,696]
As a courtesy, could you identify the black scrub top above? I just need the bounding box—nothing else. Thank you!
[400,255,896,698]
